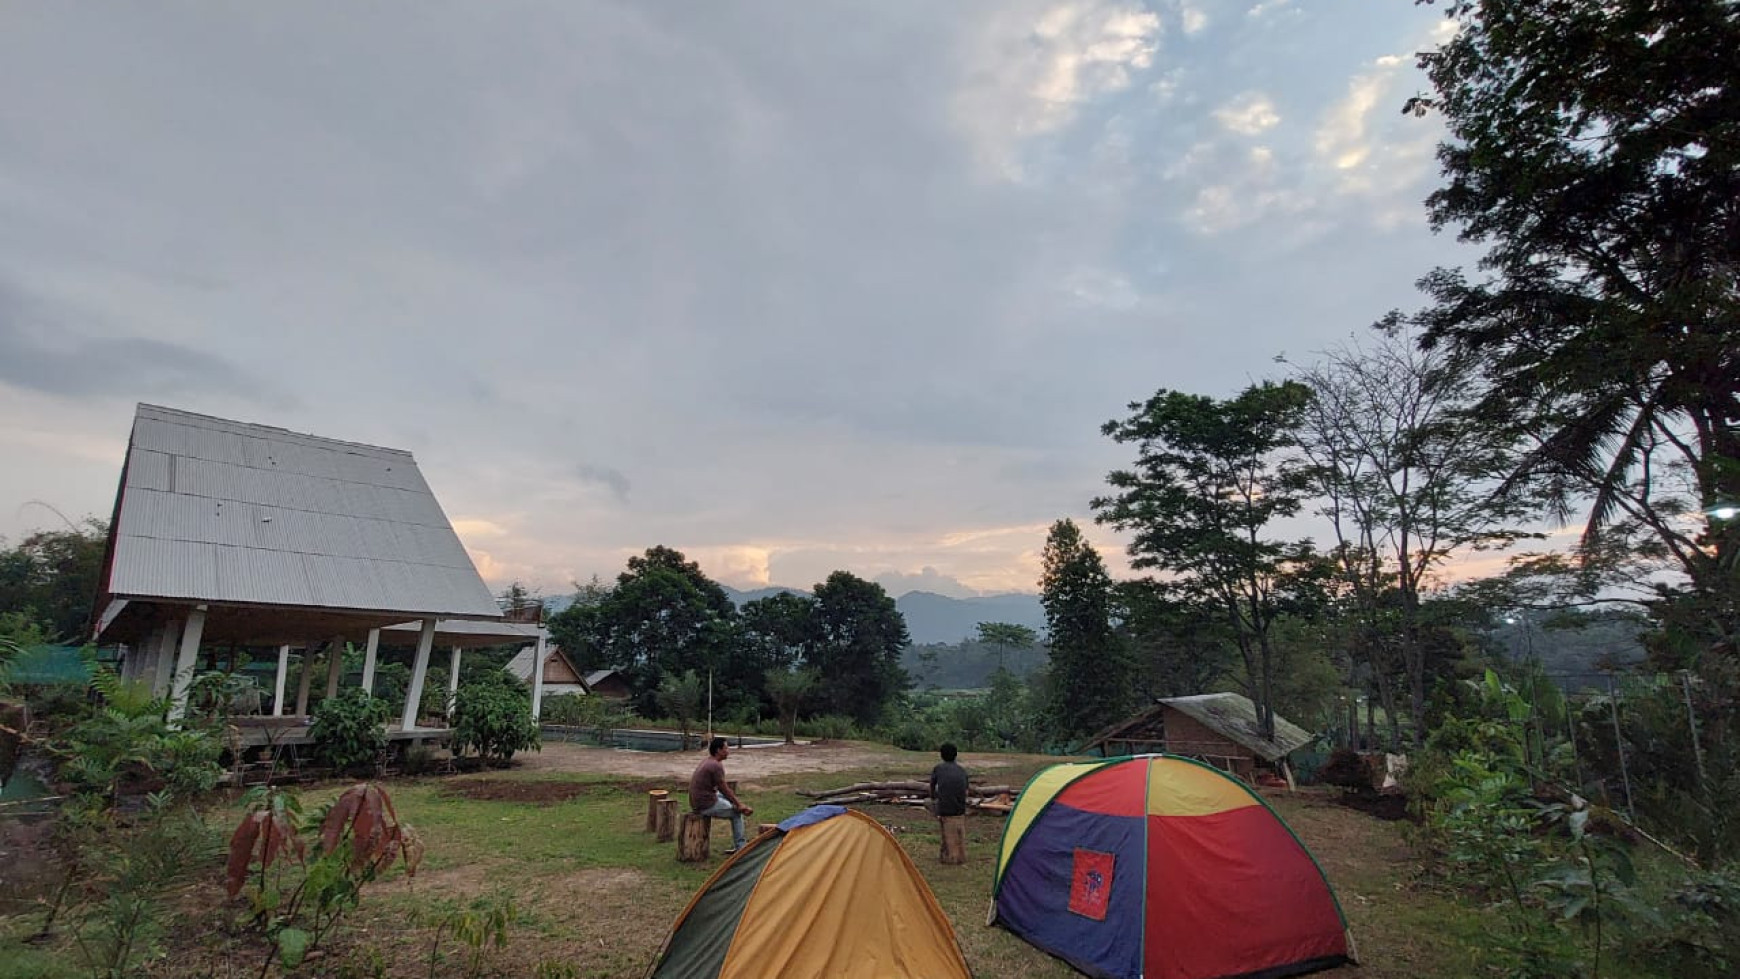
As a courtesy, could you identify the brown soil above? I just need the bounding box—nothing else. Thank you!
[1334,790,1415,822]
[439,778,600,804]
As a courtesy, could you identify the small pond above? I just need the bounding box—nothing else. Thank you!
[540,726,784,752]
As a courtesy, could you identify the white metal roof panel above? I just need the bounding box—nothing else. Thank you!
[103,404,501,621]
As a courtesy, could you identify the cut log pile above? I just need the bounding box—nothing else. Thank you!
[796,780,1017,815]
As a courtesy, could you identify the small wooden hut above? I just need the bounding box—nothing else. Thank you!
[1081,692,1317,781]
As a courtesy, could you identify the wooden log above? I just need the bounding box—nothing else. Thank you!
[655,798,679,843]
[756,822,779,836]
[800,780,1016,799]
[645,789,669,833]
[939,814,967,865]
[677,813,712,862]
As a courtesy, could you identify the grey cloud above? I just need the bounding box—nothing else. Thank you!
[0,282,293,409]
[575,464,631,504]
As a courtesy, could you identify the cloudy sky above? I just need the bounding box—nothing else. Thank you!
[0,1,1477,598]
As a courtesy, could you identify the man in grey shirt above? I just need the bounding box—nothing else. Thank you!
[930,742,968,864]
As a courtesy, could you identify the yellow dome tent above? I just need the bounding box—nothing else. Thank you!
[646,806,972,979]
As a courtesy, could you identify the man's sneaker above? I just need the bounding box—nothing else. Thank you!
[722,847,740,856]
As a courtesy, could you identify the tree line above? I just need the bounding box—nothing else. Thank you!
[545,546,909,728]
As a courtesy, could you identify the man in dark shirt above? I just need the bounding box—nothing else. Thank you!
[690,736,753,853]
[930,742,969,864]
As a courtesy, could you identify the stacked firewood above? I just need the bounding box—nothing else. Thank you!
[797,780,1017,815]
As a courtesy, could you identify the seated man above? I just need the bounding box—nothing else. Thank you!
[689,736,754,853]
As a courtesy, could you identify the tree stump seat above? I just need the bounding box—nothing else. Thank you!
[940,814,967,865]
[655,798,679,843]
[645,789,669,833]
[677,812,712,862]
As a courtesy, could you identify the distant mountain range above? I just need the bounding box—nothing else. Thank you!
[544,585,1045,646]
[716,586,1048,646]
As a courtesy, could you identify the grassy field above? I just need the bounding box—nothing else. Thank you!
[0,744,1514,978]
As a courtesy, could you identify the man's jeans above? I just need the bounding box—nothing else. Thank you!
[699,797,746,849]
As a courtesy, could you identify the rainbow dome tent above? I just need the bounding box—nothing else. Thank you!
[992,755,1353,979]
[647,806,972,979]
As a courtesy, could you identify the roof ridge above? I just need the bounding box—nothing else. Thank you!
[136,403,415,459]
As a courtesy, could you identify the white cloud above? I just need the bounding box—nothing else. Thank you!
[1182,144,1310,234]
[953,0,1162,178]
[1180,2,1209,35]
[1247,0,1294,18]
[1312,42,1446,226]
[1063,267,1140,310]
[1214,91,1281,134]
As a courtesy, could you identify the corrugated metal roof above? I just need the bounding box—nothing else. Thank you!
[102,404,501,622]
[1159,693,1316,761]
[1081,692,1316,762]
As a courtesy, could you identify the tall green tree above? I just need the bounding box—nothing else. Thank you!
[656,669,706,750]
[974,621,1038,674]
[1113,580,1234,702]
[807,572,909,725]
[740,592,821,674]
[763,666,819,744]
[1038,519,1134,741]
[1409,0,1740,658]
[1293,327,1528,746]
[1093,383,1323,740]
[549,547,740,716]
[0,518,107,641]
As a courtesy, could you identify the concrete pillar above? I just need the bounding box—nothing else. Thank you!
[400,618,436,731]
[294,646,315,717]
[447,646,462,721]
[530,630,548,721]
[152,620,178,699]
[360,629,380,696]
[272,645,290,717]
[166,605,208,724]
[324,634,345,699]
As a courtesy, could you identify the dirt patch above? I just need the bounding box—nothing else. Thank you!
[441,778,598,804]
[0,817,58,915]
[1334,790,1415,822]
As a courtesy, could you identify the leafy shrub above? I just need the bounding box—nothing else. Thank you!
[309,689,391,775]
[69,793,218,978]
[52,670,222,802]
[421,891,518,979]
[452,683,540,763]
[798,715,857,741]
[541,693,633,743]
[226,784,424,971]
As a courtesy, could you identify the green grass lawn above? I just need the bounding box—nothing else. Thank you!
[0,754,1630,978]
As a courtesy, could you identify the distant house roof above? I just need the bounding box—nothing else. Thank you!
[505,645,586,687]
[1083,692,1317,763]
[583,669,623,688]
[96,404,500,639]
